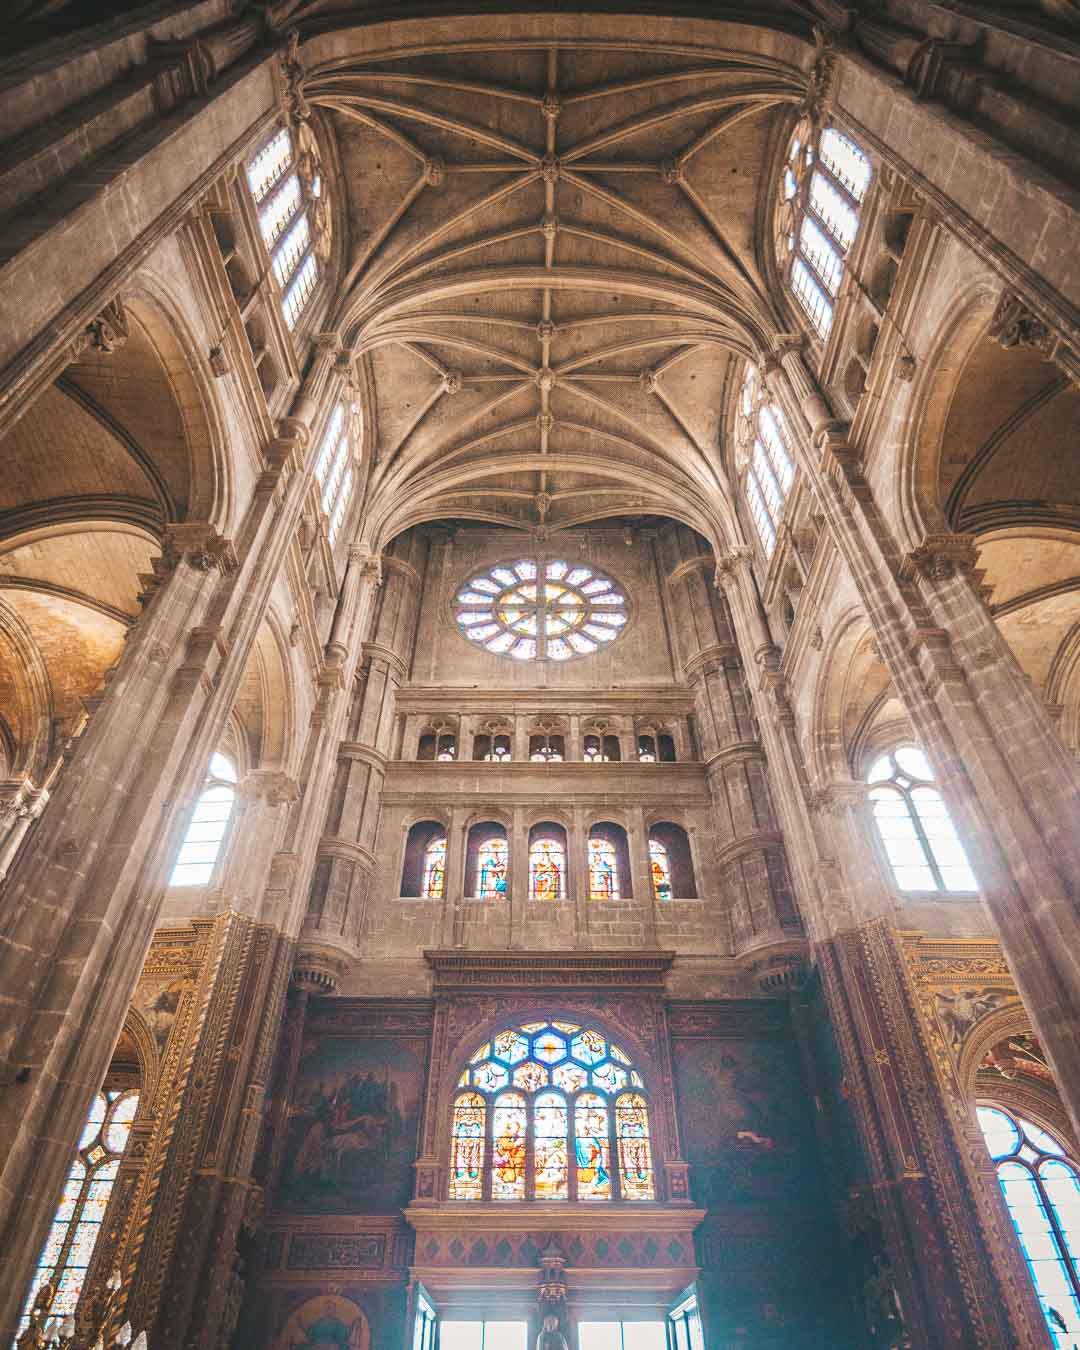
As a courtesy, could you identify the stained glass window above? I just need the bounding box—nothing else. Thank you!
[775,120,870,340]
[169,751,236,886]
[734,364,797,560]
[588,838,620,901]
[492,1092,528,1199]
[451,1021,654,1201]
[454,559,628,661]
[313,404,357,545]
[530,837,566,901]
[477,837,509,899]
[649,839,673,901]
[19,1090,139,1336]
[978,1105,1080,1346]
[422,837,446,900]
[450,1092,486,1200]
[246,123,326,330]
[867,747,977,893]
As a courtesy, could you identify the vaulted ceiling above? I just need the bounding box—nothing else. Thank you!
[303,19,811,549]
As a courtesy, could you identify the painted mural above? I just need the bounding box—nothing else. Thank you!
[273,1295,370,1350]
[672,1035,818,1206]
[280,1035,426,1213]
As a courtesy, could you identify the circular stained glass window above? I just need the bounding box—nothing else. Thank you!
[454,558,629,661]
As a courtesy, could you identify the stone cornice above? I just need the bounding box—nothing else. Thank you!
[316,835,377,870]
[713,830,785,869]
[360,641,409,679]
[405,1201,704,1235]
[703,741,766,773]
[396,687,695,713]
[424,948,675,989]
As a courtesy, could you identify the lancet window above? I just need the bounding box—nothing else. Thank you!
[735,364,796,559]
[449,1021,654,1201]
[423,836,447,900]
[978,1106,1080,1345]
[867,746,978,893]
[313,404,356,545]
[529,831,567,901]
[588,837,620,901]
[246,123,329,330]
[19,1089,140,1335]
[776,121,871,339]
[169,752,236,886]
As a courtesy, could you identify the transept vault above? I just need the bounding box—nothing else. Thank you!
[1,4,1079,1350]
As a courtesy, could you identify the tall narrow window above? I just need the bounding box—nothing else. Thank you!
[450,1021,653,1201]
[450,1092,486,1200]
[491,1092,528,1199]
[477,837,509,899]
[649,839,672,901]
[735,364,796,559]
[313,404,356,545]
[529,834,566,901]
[776,121,870,339]
[588,837,620,902]
[422,837,446,900]
[867,746,978,893]
[19,1089,140,1335]
[978,1106,1080,1346]
[246,123,329,330]
[169,752,236,886]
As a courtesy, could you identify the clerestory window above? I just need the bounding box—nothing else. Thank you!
[169,752,236,886]
[735,365,796,558]
[776,122,871,339]
[313,403,356,545]
[867,746,978,893]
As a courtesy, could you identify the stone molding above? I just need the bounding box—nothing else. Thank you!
[423,948,674,989]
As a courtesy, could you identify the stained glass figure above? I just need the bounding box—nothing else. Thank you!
[616,1094,655,1200]
[19,1089,139,1335]
[649,839,673,901]
[588,838,619,901]
[422,836,446,900]
[575,1094,612,1199]
[867,748,977,893]
[449,1022,653,1203]
[492,1093,528,1200]
[454,559,629,661]
[534,1092,569,1200]
[477,837,509,899]
[530,837,566,901]
[450,1092,486,1200]
[978,1105,1080,1345]
[774,119,869,340]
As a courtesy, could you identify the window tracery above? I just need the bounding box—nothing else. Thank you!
[313,404,356,545]
[454,559,628,661]
[978,1105,1080,1345]
[734,365,796,559]
[449,1021,653,1202]
[169,752,236,887]
[867,746,977,893]
[246,122,330,330]
[775,121,871,339]
[19,1090,139,1335]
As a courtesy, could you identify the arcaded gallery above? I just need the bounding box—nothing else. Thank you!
[1,1,1080,1348]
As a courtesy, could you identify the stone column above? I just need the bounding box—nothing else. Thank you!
[616,716,635,763]
[570,806,589,922]
[770,341,1080,1139]
[0,776,49,880]
[442,806,467,946]
[659,529,804,984]
[298,533,426,989]
[626,807,652,906]
[509,807,529,944]
[513,713,529,762]
[566,713,582,761]
[458,714,476,764]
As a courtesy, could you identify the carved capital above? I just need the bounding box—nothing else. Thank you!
[713,546,754,591]
[350,548,383,586]
[165,524,238,574]
[988,291,1055,357]
[242,770,301,807]
[899,533,982,584]
[69,299,129,363]
[278,31,309,126]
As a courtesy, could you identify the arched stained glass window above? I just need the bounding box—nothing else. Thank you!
[449,1020,653,1201]
[423,836,446,900]
[867,746,978,893]
[492,1092,528,1199]
[978,1105,1080,1346]
[735,364,797,559]
[477,837,509,899]
[450,1092,486,1200]
[529,837,565,901]
[454,559,628,662]
[246,122,329,330]
[616,1093,654,1200]
[169,752,236,887]
[19,1089,139,1335]
[776,120,870,339]
[588,838,620,902]
[649,839,673,901]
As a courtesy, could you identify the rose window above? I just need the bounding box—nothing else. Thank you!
[454,559,628,661]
